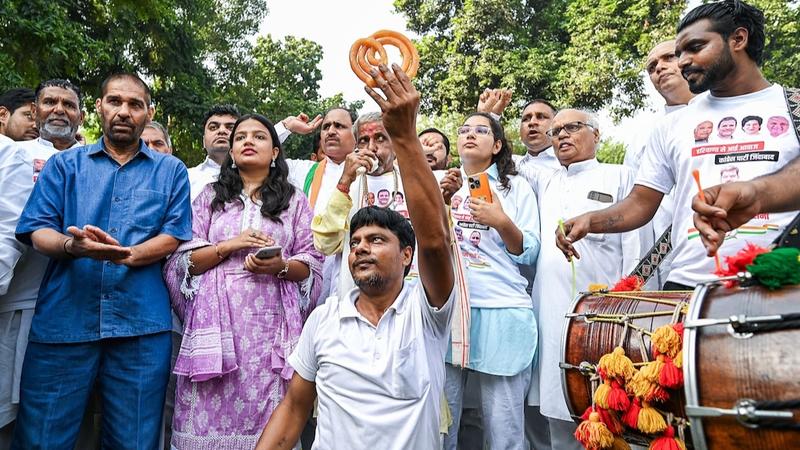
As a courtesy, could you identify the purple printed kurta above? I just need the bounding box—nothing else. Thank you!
[164,184,323,450]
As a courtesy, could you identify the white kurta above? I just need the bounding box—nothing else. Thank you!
[523,158,648,420]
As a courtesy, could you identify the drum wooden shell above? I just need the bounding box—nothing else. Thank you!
[561,291,693,448]
[685,284,800,449]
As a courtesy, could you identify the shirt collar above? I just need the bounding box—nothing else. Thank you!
[485,163,500,180]
[340,284,411,321]
[565,157,599,176]
[87,138,153,160]
[34,137,82,150]
[521,146,554,162]
[202,156,221,170]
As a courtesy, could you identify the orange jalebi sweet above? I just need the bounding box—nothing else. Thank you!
[349,30,420,87]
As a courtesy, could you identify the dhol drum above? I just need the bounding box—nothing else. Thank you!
[684,281,800,449]
[561,290,694,448]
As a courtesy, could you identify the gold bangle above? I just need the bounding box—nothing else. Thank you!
[214,244,225,260]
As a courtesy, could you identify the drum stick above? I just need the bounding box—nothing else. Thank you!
[559,218,577,299]
[692,169,722,272]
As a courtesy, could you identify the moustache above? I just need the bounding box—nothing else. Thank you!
[681,67,704,79]
[351,257,377,268]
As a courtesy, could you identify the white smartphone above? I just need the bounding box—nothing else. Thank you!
[255,245,282,259]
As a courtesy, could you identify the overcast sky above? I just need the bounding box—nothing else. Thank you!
[259,0,682,147]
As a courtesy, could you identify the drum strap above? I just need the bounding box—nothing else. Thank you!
[772,87,800,249]
[630,226,672,284]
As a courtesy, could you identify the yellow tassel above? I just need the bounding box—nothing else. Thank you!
[629,356,664,398]
[611,436,632,450]
[598,347,636,381]
[575,412,615,449]
[594,379,611,409]
[589,283,608,292]
[673,350,683,369]
[651,325,681,359]
[637,402,667,434]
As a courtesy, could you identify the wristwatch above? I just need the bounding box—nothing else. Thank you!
[276,261,290,279]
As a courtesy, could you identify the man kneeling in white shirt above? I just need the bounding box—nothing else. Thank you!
[255,64,455,450]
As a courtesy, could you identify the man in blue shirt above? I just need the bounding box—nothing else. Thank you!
[11,73,192,449]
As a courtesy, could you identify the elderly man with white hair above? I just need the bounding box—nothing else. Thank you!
[520,108,648,449]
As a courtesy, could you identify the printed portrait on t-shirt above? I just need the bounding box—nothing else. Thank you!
[32,158,46,182]
[469,231,481,248]
[716,116,737,140]
[463,196,472,211]
[376,189,390,207]
[767,116,790,138]
[455,227,463,242]
[367,192,375,206]
[694,120,713,143]
[720,165,740,183]
[741,115,762,136]
[451,195,463,211]
[393,191,405,206]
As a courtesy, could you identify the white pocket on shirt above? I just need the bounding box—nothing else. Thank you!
[391,340,427,400]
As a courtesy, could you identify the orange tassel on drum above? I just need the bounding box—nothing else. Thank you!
[649,426,686,450]
[651,325,682,359]
[637,402,667,434]
[575,410,615,449]
[658,355,683,389]
[622,398,641,429]
[607,380,631,411]
[610,275,644,292]
[598,347,636,382]
[581,406,624,436]
[594,379,612,409]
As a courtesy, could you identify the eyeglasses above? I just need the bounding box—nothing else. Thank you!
[457,125,493,136]
[545,121,594,138]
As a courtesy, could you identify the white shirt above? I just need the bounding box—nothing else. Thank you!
[1,138,78,313]
[187,122,291,201]
[522,159,647,417]
[514,147,561,175]
[289,282,454,450]
[636,84,800,287]
[450,168,540,309]
[285,158,346,215]
[623,104,686,289]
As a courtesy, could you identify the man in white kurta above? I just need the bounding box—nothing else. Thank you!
[521,109,647,449]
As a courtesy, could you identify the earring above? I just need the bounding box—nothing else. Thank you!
[270,159,275,168]
[231,159,237,169]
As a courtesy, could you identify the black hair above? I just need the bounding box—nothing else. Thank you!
[35,79,82,104]
[0,88,34,113]
[350,206,416,276]
[464,112,518,192]
[521,98,557,116]
[202,104,241,130]
[323,107,357,124]
[741,115,762,127]
[310,130,322,158]
[677,0,765,65]
[100,73,151,105]
[211,114,295,223]
[418,127,451,155]
[718,116,737,127]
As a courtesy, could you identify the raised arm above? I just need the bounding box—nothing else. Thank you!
[555,184,664,260]
[364,64,453,307]
[692,155,800,255]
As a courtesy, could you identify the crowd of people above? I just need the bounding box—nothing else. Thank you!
[0,1,798,449]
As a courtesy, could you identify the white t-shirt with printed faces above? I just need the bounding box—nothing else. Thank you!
[636,84,800,286]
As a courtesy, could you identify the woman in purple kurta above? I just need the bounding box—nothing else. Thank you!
[164,114,323,449]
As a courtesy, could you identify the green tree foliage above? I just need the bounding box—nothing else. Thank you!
[395,0,799,121]
[596,138,627,164]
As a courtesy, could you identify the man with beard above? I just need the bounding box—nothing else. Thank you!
[0,89,37,142]
[11,73,192,449]
[516,99,561,172]
[557,0,800,291]
[256,62,454,450]
[0,78,88,448]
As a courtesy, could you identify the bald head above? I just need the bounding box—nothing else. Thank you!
[549,109,599,168]
[645,40,693,106]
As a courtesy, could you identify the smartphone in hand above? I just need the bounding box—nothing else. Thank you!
[467,172,492,203]
[255,245,282,259]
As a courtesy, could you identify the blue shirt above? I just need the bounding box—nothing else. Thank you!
[16,140,192,343]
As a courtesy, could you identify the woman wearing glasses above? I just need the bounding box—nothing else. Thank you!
[443,112,541,450]
[163,114,323,449]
